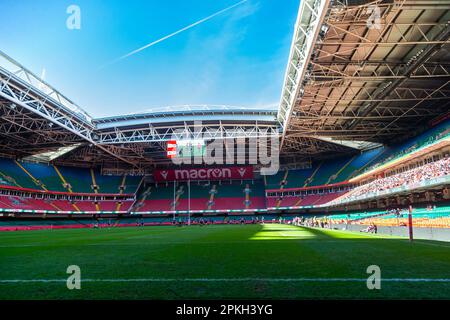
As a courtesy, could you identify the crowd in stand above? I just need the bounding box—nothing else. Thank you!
[342,156,450,201]
[362,127,450,174]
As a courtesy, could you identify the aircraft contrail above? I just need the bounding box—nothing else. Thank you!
[102,0,248,68]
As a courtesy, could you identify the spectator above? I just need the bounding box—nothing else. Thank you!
[338,157,450,202]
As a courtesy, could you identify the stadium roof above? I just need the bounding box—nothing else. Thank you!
[279,0,450,158]
[94,106,277,130]
[0,49,280,168]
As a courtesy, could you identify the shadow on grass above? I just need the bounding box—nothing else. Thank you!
[245,224,450,252]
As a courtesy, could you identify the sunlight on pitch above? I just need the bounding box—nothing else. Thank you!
[249,224,317,240]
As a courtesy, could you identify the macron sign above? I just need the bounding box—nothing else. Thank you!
[154,167,253,182]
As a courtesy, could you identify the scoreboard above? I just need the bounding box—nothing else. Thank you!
[167,139,206,159]
[166,140,177,158]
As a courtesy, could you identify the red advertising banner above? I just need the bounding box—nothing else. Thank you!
[154,166,254,182]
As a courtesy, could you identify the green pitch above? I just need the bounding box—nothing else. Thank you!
[0,223,449,299]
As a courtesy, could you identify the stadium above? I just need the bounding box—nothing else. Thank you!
[0,0,450,302]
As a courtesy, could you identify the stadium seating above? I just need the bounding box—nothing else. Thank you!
[73,201,97,212]
[355,206,450,228]
[265,167,315,189]
[0,195,133,212]
[210,181,266,210]
[120,175,142,194]
[136,183,175,211]
[98,201,120,211]
[264,149,383,190]
[90,171,142,194]
[1,119,446,199]
[265,170,288,189]
[0,157,143,194]
[358,119,450,176]
[336,157,450,204]
[56,166,95,193]
[19,162,66,192]
[51,200,78,211]
[327,206,450,228]
[294,194,321,206]
[267,191,347,208]
[264,121,449,190]
[328,210,388,224]
[0,118,448,216]
[0,158,40,189]
[309,157,353,186]
[285,167,316,188]
[135,181,266,212]
[332,147,384,181]
[0,196,56,211]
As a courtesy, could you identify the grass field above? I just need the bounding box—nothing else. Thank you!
[0,223,449,299]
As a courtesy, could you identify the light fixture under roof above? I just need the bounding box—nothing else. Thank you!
[314,137,383,151]
[23,144,82,162]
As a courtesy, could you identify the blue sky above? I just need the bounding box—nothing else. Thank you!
[0,0,299,117]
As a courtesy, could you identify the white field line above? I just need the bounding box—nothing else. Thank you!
[1,278,450,283]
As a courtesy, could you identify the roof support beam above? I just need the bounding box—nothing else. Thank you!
[278,0,331,148]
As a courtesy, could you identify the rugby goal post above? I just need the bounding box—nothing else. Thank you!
[408,205,414,242]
